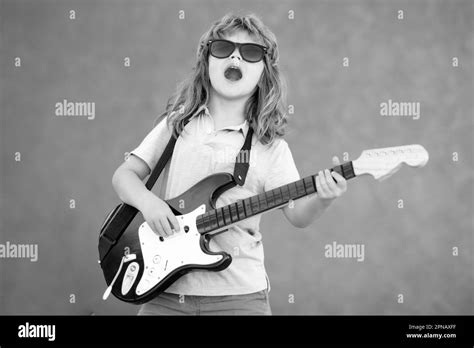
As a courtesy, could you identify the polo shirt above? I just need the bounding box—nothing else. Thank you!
[128,106,300,295]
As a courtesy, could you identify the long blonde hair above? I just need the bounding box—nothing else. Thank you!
[154,12,288,146]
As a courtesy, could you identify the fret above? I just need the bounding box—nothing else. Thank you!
[250,196,259,213]
[341,162,355,180]
[216,208,225,227]
[281,184,290,202]
[332,165,342,178]
[266,190,274,208]
[229,203,239,222]
[236,200,246,220]
[223,205,231,225]
[208,210,218,231]
[296,180,306,197]
[206,213,214,232]
[202,213,210,233]
[273,187,283,205]
[244,198,253,216]
[311,174,317,193]
[289,182,298,199]
[258,193,268,211]
[196,215,203,230]
[303,176,316,195]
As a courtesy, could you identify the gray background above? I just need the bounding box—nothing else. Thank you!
[1,0,472,315]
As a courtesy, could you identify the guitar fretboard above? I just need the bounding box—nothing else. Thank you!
[195,162,355,234]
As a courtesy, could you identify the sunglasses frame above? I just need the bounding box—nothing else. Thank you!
[207,39,268,63]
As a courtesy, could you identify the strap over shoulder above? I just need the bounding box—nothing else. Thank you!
[145,115,193,190]
[233,125,254,186]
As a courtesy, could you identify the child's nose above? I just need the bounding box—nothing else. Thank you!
[230,48,242,61]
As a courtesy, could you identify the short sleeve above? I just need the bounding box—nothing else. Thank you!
[263,139,300,192]
[128,117,172,172]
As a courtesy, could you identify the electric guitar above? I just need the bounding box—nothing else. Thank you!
[100,144,429,304]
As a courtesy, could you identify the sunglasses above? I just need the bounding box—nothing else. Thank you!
[207,39,268,63]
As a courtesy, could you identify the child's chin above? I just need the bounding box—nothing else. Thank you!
[220,89,249,99]
[216,84,249,97]
[212,79,254,98]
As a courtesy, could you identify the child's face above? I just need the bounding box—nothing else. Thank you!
[208,30,265,101]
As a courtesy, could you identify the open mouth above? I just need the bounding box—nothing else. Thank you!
[224,66,243,81]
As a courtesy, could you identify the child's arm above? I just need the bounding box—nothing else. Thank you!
[112,154,153,211]
[282,156,347,228]
[112,152,180,238]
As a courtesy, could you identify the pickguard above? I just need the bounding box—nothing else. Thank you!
[135,204,224,295]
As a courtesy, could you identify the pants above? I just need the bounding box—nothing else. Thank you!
[137,289,272,315]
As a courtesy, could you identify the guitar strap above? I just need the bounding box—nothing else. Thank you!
[99,114,254,261]
[148,116,253,190]
[146,116,253,190]
[232,120,254,186]
[144,115,193,190]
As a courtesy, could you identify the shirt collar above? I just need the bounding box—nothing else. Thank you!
[203,105,249,138]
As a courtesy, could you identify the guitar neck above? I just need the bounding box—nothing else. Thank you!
[196,161,356,234]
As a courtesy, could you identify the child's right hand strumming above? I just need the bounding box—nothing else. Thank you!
[141,193,180,238]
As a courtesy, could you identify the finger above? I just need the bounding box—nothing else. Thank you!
[149,221,159,234]
[159,218,173,237]
[153,221,166,238]
[317,171,331,196]
[325,169,339,192]
[166,216,178,235]
[332,171,348,191]
[165,206,180,232]
[332,156,341,166]
[315,174,324,196]
[331,171,343,183]
[167,215,180,233]
[319,170,331,193]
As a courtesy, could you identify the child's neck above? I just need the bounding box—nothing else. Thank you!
[207,95,247,130]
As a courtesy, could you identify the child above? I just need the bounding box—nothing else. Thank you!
[111,13,347,315]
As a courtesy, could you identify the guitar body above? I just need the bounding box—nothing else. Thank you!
[100,173,236,304]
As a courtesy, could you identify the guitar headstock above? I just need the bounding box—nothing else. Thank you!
[352,144,429,181]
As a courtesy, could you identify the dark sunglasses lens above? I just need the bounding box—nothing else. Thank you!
[241,44,264,62]
[211,41,234,58]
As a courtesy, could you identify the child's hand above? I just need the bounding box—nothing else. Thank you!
[141,193,180,238]
[315,156,348,203]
